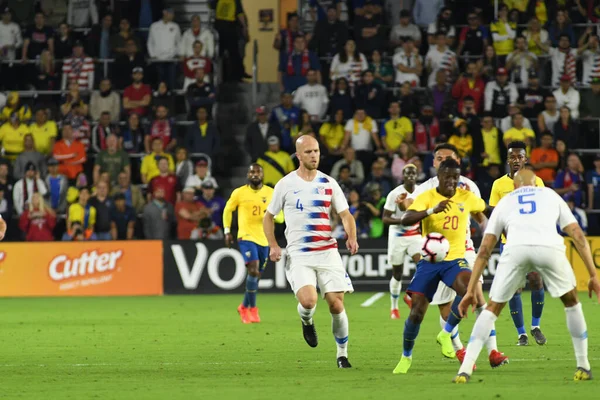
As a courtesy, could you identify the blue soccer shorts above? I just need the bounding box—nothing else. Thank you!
[407,258,471,302]
[238,240,269,272]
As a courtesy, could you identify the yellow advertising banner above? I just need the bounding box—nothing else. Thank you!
[564,237,600,291]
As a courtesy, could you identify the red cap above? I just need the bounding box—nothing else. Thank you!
[496,67,508,76]
[255,106,267,114]
[560,74,572,82]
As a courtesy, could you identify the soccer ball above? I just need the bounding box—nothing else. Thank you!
[421,233,450,263]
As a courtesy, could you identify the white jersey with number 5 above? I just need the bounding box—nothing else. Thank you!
[267,171,349,263]
[486,187,577,251]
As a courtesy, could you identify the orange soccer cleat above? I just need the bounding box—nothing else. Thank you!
[237,304,252,324]
[403,294,412,309]
[390,309,400,320]
[489,350,509,368]
[456,348,477,371]
[248,307,261,323]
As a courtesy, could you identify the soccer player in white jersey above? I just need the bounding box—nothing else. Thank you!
[399,143,508,368]
[383,164,421,319]
[263,135,359,369]
[454,169,600,383]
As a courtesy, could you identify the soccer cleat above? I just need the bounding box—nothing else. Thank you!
[489,350,509,368]
[248,307,261,323]
[237,304,252,324]
[531,327,547,345]
[391,309,400,320]
[392,356,412,374]
[403,294,412,309]
[337,357,352,368]
[452,373,471,384]
[574,367,593,381]
[517,334,529,346]
[437,330,456,358]
[302,322,318,347]
[456,348,477,371]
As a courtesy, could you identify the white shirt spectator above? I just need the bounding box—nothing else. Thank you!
[185,174,218,189]
[506,50,537,88]
[553,87,581,119]
[13,177,48,216]
[580,47,600,86]
[427,23,456,38]
[484,81,519,112]
[179,27,215,59]
[540,110,560,132]
[344,118,377,151]
[392,49,422,86]
[390,23,422,52]
[549,47,578,86]
[329,53,368,85]
[0,18,23,61]
[148,20,182,60]
[425,46,457,87]
[500,115,533,133]
[67,0,98,28]
[293,83,329,120]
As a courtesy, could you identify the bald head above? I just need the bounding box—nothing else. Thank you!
[514,169,537,188]
[295,135,320,171]
[295,134,318,153]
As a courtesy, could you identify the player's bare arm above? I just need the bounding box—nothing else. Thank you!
[338,209,359,255]
[563,223,600,302]
[459,233,498,317]
[401,199,452,226]
[382,209,403,225]
[397,195,412,211]
[471,211,488,232]
[263,212,281,261]
[0,218,6,240]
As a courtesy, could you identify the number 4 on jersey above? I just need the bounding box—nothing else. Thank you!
[296,199,303,212]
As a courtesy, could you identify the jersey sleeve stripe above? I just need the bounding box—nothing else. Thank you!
[304,224,332,232]
[301,242,338,252]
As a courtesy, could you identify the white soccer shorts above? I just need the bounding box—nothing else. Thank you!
[489,245,576,303]
[388,235,423,266]
[285,251,354,298]
[430,249,483,305]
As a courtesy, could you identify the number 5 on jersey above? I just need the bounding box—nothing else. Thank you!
[518,193,536,214]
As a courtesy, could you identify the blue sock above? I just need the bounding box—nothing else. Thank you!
[242,291,250,307]
[444,296,463,333]
[531,288,545,327]
[509,293,526,335]
[246,275,259,308]
[403,319,421,357]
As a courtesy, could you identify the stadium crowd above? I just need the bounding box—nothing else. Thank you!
[0,0,599,242]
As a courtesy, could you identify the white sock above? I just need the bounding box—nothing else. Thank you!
[298,303,316,326]
[332,310,349,358]
[390,277,402,310]
[440,315,463,351]
[475,303,498,355]
[459,310,496,375]
[565,303,590,370]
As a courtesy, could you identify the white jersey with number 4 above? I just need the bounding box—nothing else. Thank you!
[384,184,421,238]
[267,171,349,262]
[486,186,577,251]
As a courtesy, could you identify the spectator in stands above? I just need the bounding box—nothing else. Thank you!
[565,195,588,234]
[270,92,301,153]
[143,186,175,240]
[13,162,47,216]
[22,12,54,67]
[329,77,354,120]
[60,82,89,119]
[87,13,115,59]
[296,111,317,139]
[19,192,55,241]
[389,9,422,52]
[490,4,516,62]
[121,113,145,154]
[522,17,550,56]
[548,34,577,87]
[53,122,86,181]
[519,70,548,119]
[61,41,95,91]
[113,39,145,89]
[506,36,538,88]
[180,14,215,59]
[553,106,580,149]
[457,11,489,57]
[90,78,121,123]
[34,49,58,94]
[94,134,130,186]
[425,31,457,88]
[67,103,91,151]
[175,147,194,187]
[274,12,304,60]
[185,157,218,191]
[199,180,225,229]
[365,161,393,197]
[390,142,419,183]
[148,157,179,205]
[278,35,320,93]
[111,171,145,214]
[484,67,518,119]
[530,132,559,185]
[396,81,421,119]
[212,0,248,82]
[369,49,393,87]
[67,0,98,28]
[293,69,329,122]
[45,157,68,213]
[319,108,346,157]
[538,94,560,133]
[88,180,113,240]
[0,111,28,161]
[354,1,384,56]
[54,22,75,60]
[309,5,348,86]
[337,164,354,197]
[427,7,455,47]
[413,104,440,153]
[554,153,585,207]
[480,44,499,82]
[129,0,165,31]
[586,154,600,217]
[381,101,412,156]
[147,8,181,89]
[1,92,31,123]
[452,61,485,113]
[474,112,504,168]
[245,106,281,162]
[392,36,423,87]
[412,0,443,31]
[40,0,68,27]
[110,192,136,240]
[426,70,454,120]
[175,186,207,239]
[257,136,294,187]
[310,0,341,22]
[111,18,140,56]
[331,147,364,186]
[503,112,536,153]
[91,112,118,154]
[186,107,220,158]
[146,105,176,153]
[330,39,368,88]
[548,9,576,48]
[456,94,481,134]
[14,134,45,180]
[500,103,533,133]
[553,75,581,119]
[581,77,600,118]
[353,70,385,119]
[578,29,600,87]
[342,108,383,168]
[182,41,213,89]
[448,119,473,175]
[0,8,22,90]
[140,137,174,184]
[123,67,152,118]
[152,81,176,116]
[186,68,216,119]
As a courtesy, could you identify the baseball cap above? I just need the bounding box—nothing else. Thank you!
[47,157,59,166]
[255,106,267,114]
[496,67,508,76]
[196,159,208,167]
[132,66,144,74]
[267,136,280,145]
[560,74,572,82]
[528,70,539,79]
[182,187,195,194]
[454,118,467,128]
[114,192,126,201]
[201,180,215,189]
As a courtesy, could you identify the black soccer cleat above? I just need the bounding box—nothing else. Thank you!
[517,334,529,346]
[302,322,318,348]
[337,356,352,368]
[531,327,547,345]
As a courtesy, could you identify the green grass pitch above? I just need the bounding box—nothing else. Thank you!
[0,292,598,399]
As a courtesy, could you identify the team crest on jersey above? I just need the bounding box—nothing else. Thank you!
[457,203,465,212]
[262,197,267,203]
[458,260,469,269]
[245,251,251,258]
[317,186,326,195]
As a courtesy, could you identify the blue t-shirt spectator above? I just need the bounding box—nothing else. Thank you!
[270,103,301,152]
[586,167,600,209]
[554,169,584,207]
[279,49,321,92]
